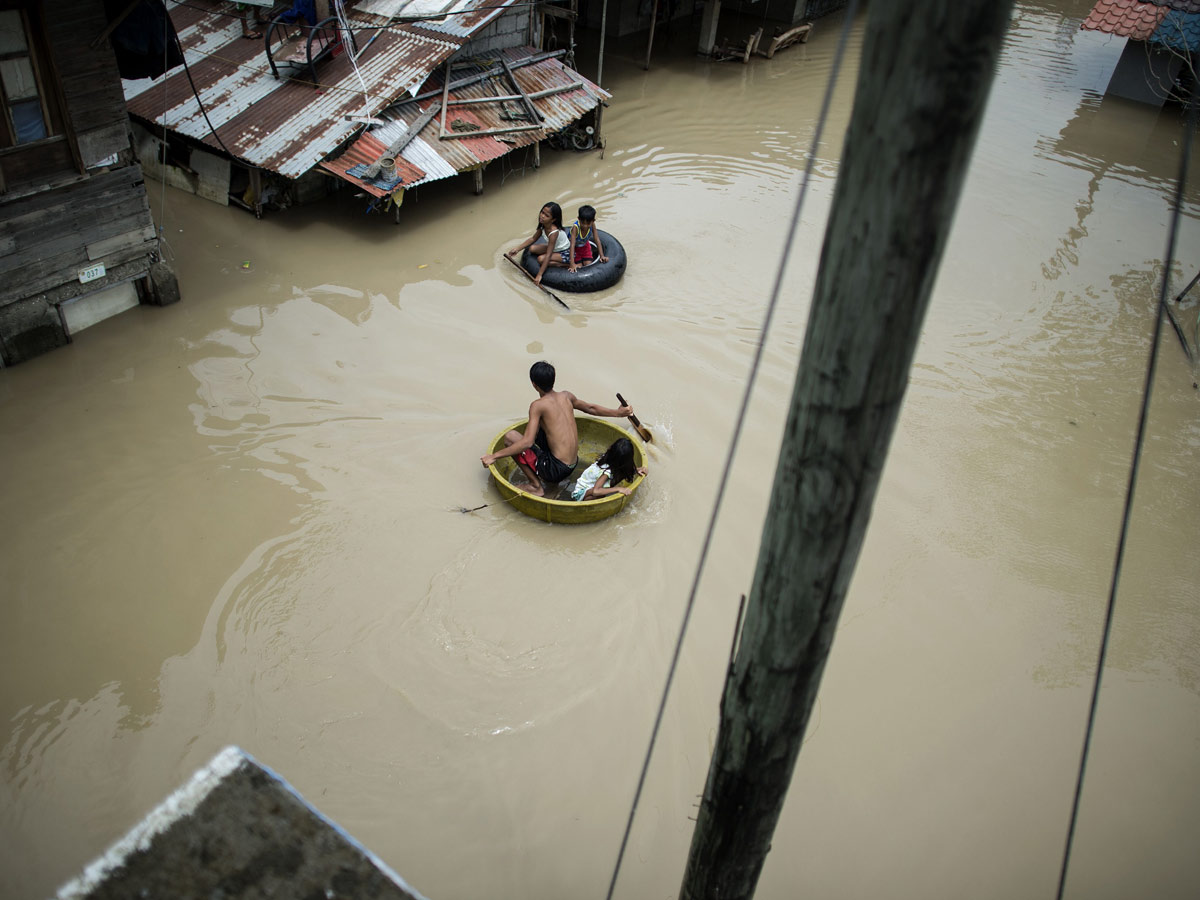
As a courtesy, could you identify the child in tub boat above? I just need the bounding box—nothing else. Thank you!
[571,438,648,501]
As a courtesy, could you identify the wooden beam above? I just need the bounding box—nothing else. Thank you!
[438,59,452,139]
[439,123,543,140]
[446,82,584,106]
[643,0,660,70]
[386,51,568,112]
[742,27,761,63]
[760,22,812,59]
[501,56,544,123]
[89,0,142,48]
[679,2,1016,897]
[363,101,441,178]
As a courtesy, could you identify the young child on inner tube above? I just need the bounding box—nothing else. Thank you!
[568,205,608,272]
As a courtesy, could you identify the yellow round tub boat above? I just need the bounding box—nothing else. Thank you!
[486,417,647,524]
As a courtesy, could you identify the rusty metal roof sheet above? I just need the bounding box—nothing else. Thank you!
[356,0,511,38]
[1080,0,1168,39]
[318,131,428,198]
[124,0,516,178]
[321,49,607,192]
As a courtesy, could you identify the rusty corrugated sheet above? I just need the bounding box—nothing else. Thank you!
[322,50,608,194]
[1080,0,1168,39]
[124,0,517,178]
[356,0,511,38]
[317,132,426,197]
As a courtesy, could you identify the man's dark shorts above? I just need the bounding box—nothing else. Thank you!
[517,427,578,484]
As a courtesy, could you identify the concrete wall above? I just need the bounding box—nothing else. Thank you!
[132,123,232,206]
[577,0,844,37]
[456,7,533,57]
[56,747,429,900]
[579,0,694,39]
[1106,40,1183,106]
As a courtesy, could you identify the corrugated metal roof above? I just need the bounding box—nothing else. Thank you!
[124,0,516,178]
[318,131,427,197]
[1080,0,1168,39]
[356,0,510,38]
[320,49,608,194]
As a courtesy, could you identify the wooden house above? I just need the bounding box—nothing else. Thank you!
[0,0,178,368]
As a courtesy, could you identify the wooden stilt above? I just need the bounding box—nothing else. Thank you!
[697,0,721,57]
[568,0,577,65]
[595,0,609,146]
[533,140,541,169]
[644,0,660,70]
[472,166,484,194]
[679,2,1015,897]
[249,167,263,219]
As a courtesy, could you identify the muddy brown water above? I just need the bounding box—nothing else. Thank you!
[3,2,1199,897]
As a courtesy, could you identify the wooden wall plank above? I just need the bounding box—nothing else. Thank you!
[87,225,158,260]
[0,239,156,304]
[0,164,156,305]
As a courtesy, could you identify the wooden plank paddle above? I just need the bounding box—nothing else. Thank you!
[616,393,652,442]
[503,253,569,310]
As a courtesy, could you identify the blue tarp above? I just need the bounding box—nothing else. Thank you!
[346,163,403,192]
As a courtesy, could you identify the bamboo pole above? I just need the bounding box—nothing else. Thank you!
[678,2,1015,898]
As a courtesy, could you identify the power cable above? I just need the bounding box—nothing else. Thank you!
[165,10,242,159]
[601,3,861,898]
[1054,82,1197,900]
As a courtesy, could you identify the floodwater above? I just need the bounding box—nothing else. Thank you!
[2,1,1198,897]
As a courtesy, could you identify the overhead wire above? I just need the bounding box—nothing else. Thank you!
[157,0,174,261]
[600,2,861,898]
[333,0,372,119]
[1054,83,1197,900]
[164,10,242,159]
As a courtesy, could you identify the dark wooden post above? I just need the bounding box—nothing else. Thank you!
[594,0,609,145]
[644,0,660,70]
[679,2,1014,898]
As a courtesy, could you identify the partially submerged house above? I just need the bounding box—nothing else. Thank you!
[123,0,608,216]
[1081,0,1200,105]
[575,0,844,62]
[0,0,179,367]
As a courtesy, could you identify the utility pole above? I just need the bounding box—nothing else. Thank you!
[679,2,1015,898]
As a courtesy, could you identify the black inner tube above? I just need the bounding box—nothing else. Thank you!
[520,230,626,293]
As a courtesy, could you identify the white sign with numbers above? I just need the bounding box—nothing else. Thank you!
[78,263,106,284]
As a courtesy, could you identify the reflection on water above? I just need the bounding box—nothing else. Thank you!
[1,2,1198,898]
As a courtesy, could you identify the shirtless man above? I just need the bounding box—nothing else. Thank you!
[480,360,632,497]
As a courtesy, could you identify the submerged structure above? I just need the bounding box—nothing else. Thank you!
[0,0,180,367]
[1081,0,1200,105]
[123,0,608,216]
[56,747,428,900]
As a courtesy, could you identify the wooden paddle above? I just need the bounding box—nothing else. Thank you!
[503,253,569,310]
[616,393,652,443]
